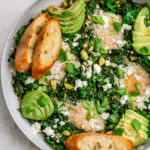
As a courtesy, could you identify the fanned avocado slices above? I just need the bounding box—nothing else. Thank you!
[49,3,85,22]
[132,7,150,55]
[48,0,86,34]
[61,11,85,34]
[21,91,54,120]
[116,110,149,147]
[48,0,84,17]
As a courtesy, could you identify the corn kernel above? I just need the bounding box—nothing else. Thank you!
[88,46,94,52]
[50,80,57,90]
[88,15,91,20]
[62,1,68,8]
[130,56,138,61]
[69,0,73,5]
[117,1,120,5]
[131,105,136,110]
[99,56,105,66]
[80,49,89,60]
[64,83,74,90]
[114,79,118,85]
[83,43,88,48]
[63,130,70,136]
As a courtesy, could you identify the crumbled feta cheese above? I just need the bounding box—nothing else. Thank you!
[148,104,150,110]
[120,95,128,105]
[62,41,70,51]
[145,86,150,96]
[54,118,59,123]
[81,125,85,129]
[85,67,92,79]
[94,125,102,131]
[93,64,101,74]
[43,127,55,137]
[53,124,57,129]
[133,74,141,81]
[31,122,41,134]
[116,40,126,48]
[56,139,60,143]
[105,60,111,66]
[82,65,86,71]
[25,77,35,85]
[74,79,88,90]
[134,96,147,110]
[72,42,79,47]
[82,81,88,87]
[121,24,132,33]
[148,56,150,61]
[102,16,109,28]
[59,121,65,126]
[91,124,95,129]
[64,38,69,42]
[61,110,69,116]
[87,60,93,66]
[127,68,133,76]
[103,83,112,91]
[101,112,110,120]
[73,34,81,42]
[96,4,99,9]
[91,52,101,57]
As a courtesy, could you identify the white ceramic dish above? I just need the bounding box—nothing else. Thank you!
[1,0,150,150]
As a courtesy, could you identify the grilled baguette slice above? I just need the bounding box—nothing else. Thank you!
[32,19,62,79]
[15,13,50,72]
[65,133,133,150]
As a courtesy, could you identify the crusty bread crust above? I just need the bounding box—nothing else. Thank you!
[15,13,50,72]
[65,133,133,150]
[32,19,62,79]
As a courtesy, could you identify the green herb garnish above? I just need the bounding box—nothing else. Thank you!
[129,91,140,97]
[113,22,122,32]
[58,49,67,62]
[37,96,49,107]
[115,128,124,136]
[136,82,141,90]
[94,37,108,55]
[132,119,141,130]
[92,16,105,25]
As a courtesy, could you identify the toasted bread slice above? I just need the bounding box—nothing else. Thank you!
[32,19,62,79]
[15,13,50,72]
[65,133,133,150]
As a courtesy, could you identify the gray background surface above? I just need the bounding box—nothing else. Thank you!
[0,0,39,149]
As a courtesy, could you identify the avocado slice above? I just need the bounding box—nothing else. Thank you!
[132,7,150,55]
[62,11,85,34]
[48,0,84,18]
[21,91,54,120]
[60,9,85,26]
[21,98,47,120]
[48,0,86,34]
[116,110,149,147]
[50,3,85,22]
[21,104,43,120]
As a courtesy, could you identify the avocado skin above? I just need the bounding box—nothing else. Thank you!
[21,91,54,120]
[48,0,86,34]
[132,7,150,55]
[116,110,149,147]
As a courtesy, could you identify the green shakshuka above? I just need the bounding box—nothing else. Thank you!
[8,0,150,149]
